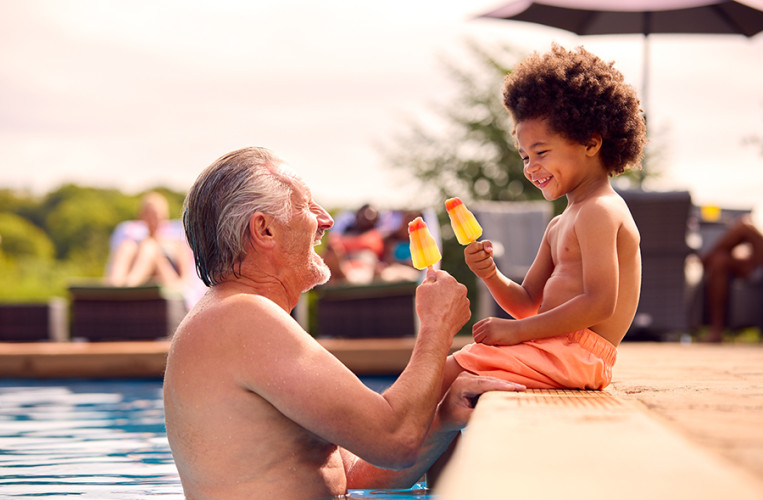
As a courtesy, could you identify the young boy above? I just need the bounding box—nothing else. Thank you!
[442,44,647,392]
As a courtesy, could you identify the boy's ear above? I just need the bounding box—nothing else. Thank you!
[585,133,603,157]
[248,212,276,249]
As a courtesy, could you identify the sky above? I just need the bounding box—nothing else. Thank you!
[1,0,762,222]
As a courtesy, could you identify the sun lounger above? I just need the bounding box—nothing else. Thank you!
[314,280,418,338]
[68,283,186,341]
[470,201,553,319]
[618,190,695,339]
[0,299,68,342]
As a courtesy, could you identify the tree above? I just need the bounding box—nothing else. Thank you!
[382,41,556,334]
[384,40,535,207]
[0,184,189,300]
[382,40,656,333]
[0,212,55,260]
[384,40,653,210]
[40,185,134,274]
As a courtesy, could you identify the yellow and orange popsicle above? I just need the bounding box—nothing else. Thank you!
[408,216,441,270]
[445,197,482,245]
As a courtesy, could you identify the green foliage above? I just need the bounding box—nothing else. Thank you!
[40,185,136,261]
[0,255,79,301]
[0,212,54,260]
[385,40,539,205]
[385,39,657,209]
[0,184,186,301]
[383,40,660,334]
[0,189,39,219]
[383,41,556,333]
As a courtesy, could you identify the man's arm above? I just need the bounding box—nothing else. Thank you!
[341,373,525,489]
[236,269,471,468]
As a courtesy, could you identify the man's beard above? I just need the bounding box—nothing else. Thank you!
[302,252,331,292]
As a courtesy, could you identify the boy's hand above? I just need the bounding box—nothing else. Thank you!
[464,240,496,280]
[472,317,521,346]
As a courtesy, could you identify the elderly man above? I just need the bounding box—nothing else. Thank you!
[163,147,522,499]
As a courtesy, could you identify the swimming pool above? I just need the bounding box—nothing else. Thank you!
[0,377,432,499]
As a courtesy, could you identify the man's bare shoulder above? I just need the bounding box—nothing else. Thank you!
[169,288,304,375]
[178,288,289,337]
[168,286,328,399]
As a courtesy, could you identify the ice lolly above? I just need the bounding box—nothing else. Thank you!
[445,197,482,245]
[408,216,441,270]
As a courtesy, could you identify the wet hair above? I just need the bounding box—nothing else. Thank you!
[183,147,297,286]
[503,44,647,175]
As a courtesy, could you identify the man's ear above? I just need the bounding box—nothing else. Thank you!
[585,133,603,157]
[248,212,276,249]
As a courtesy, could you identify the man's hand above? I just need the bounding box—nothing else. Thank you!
[472,317,522,346]
[464,241,497,280]
[437,372,525,432]
[415,269,471,341]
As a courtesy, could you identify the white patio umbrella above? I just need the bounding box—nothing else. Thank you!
[478,0,763,122]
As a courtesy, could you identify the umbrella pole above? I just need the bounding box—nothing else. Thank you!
[638,11,652,182]
[640,27,651,182]
[642,33,650,125]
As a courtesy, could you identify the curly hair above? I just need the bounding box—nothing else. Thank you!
[503,44,647,176]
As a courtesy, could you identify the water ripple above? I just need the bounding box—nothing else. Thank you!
[0,379,183,499]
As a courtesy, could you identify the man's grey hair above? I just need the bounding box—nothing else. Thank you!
[183,147,297,286]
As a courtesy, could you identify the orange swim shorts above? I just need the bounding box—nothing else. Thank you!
[452,329,617,390]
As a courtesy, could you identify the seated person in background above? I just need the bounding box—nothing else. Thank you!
[106,192,191,291]
[701,214,763,342]
[323,205,431,284]
[379,209,426,282]
[323,203,386,284]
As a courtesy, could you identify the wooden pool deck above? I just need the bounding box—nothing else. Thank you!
[0,337,473,379]
[438,342,763,499]
[1,339,762,498]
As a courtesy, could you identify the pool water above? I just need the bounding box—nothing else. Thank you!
[0,377,434,499]
[0,379,181,499]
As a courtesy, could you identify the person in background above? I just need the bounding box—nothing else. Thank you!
[163,146,524,499]
[323,206,428,284]
[106,191,191,291]
[701,214,763,342]
[322,203,385,284]
[379,209,425,282]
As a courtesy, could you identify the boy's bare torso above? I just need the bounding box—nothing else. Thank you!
[538,190,641,346]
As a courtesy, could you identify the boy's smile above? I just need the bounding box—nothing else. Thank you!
[516,118,604,202]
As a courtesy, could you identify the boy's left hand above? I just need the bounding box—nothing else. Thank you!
[472,317,522,345]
